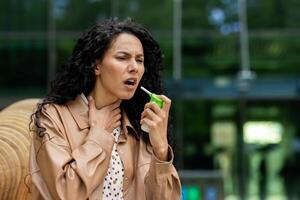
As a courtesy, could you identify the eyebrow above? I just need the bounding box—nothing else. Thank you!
[115,51,144,57]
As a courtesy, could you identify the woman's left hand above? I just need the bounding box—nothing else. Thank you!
[140,95,171,161]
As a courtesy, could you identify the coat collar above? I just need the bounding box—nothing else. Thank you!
[66,94,139,140]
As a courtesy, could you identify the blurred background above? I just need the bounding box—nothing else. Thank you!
[1,0,300,199]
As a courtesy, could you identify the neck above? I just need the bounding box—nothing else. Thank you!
[89,82,119,109]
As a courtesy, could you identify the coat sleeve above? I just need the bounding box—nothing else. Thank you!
[33,105,114,200]
[144,146,182,200]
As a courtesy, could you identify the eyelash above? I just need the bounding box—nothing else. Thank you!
[117,56,126,60]
[117,56,144,63]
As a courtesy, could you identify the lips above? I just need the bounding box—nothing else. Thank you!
[124,77,138,86]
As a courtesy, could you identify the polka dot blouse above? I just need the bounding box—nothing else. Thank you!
[102,127,124,200]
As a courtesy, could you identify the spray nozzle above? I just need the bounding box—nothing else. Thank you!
[140,86,164,108]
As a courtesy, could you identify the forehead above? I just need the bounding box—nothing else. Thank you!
[108,33,144,53]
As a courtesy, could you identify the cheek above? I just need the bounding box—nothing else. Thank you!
[100,70,118,89]
[102,66,119,81]
[139,66,145,79]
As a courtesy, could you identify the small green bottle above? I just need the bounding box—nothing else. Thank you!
[140,86,164,132]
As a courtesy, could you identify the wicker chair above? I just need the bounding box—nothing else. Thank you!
[0,99,40,200]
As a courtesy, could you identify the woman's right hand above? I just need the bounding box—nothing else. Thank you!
[88,96,121,133]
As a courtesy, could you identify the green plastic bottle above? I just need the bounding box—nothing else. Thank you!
[140,86,164,132]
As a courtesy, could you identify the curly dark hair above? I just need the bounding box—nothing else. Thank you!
[31,18,173,147]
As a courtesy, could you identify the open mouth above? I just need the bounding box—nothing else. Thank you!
[124,79,136,86]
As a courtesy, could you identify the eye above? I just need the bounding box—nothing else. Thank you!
[136,58,144,64]
[116,56,126,60]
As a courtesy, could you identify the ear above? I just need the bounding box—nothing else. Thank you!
[95,63,101,75]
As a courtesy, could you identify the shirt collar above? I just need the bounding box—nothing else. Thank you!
[120,110,140,141]
[66,94,140,139]
[66,94,89,130]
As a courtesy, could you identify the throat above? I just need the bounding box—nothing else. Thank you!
[89,91,119,110]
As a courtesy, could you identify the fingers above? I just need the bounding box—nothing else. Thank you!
[89,97,121,111]
[141,102,166,126]
[105,100,121,131]
[111,107,121,116]
[88,96,96,111]
[140,118,155,129]
[141,107,160,121]
[144,102,161,115]
[113,114,122,125]
[141,94,171,120]
[87,96,122,131]
[140,95,171,131]
[107,112,121,132]
[88,96,96,125]
[108,99,122,110]
[112,108,121,130]
[156,95,171,112]
[111,108,121,121]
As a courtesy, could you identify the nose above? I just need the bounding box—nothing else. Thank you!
[128,60,138,73]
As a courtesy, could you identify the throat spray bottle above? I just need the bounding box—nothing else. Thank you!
[140,86,164,132]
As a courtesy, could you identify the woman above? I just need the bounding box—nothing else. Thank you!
[29,18,181,200]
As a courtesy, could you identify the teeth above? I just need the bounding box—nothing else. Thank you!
[126,79,135,85]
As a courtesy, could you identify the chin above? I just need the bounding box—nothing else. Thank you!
[121,94,135,100]
[119,92,136,100]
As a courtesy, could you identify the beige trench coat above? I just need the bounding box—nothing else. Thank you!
[29,95,181,200]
